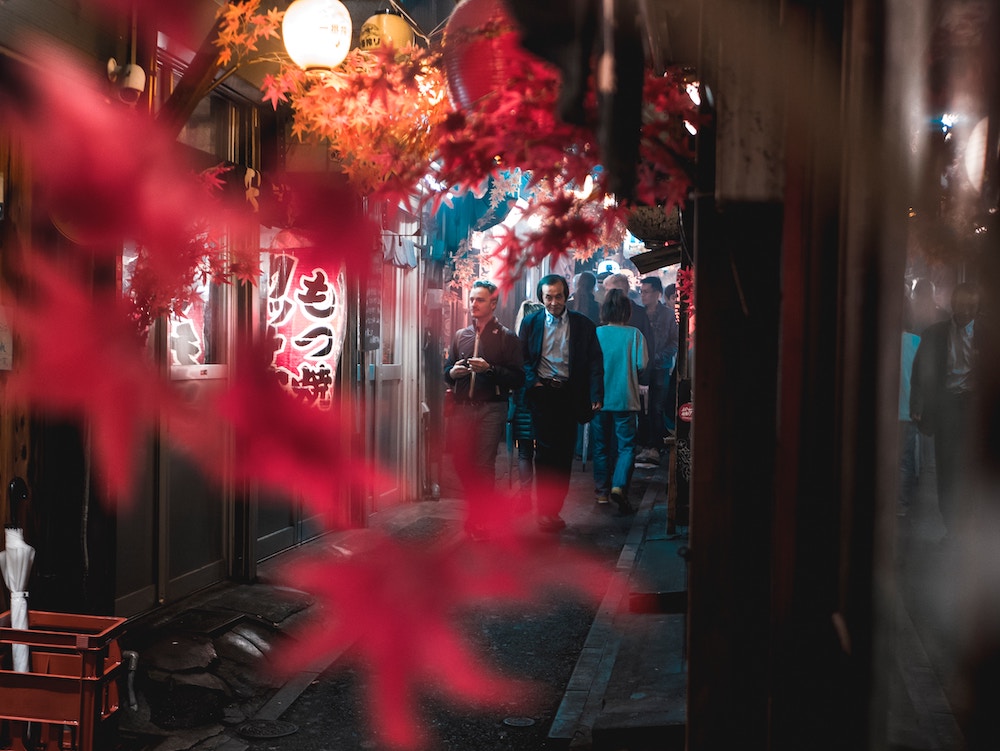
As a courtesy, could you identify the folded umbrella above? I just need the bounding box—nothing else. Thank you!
[0,526,35,672]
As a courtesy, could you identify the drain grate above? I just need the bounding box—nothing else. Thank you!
[502,716,536,727]
[237,719,299,739]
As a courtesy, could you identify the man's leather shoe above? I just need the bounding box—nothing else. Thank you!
[537,515,566,532]
[611,487,634,516]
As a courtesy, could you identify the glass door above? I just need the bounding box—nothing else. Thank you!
[368,260,422,511]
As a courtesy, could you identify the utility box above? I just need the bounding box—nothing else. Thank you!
[0,610,126,751]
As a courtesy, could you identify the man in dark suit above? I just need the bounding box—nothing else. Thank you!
[910,282,980,535]
[520,274,604,531]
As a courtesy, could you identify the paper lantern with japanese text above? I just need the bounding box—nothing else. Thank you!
[359,8,415,50]
[282,0,353,71]
[266,230,347,410]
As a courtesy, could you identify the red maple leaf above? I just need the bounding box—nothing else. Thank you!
[168,340,391,527]
[199,163,233,192]
[5,257,170,501]
[0,42,225,258]
[273,525,611,749]
[261,73,289,109]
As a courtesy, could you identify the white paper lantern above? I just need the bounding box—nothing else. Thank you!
[282,0,353,71]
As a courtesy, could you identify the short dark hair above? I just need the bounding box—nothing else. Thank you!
[601,288,632,324]
[537,274,569,302]
[664,283,677,298]
[473,279,497,294]
[951,281,980,307]
[641,276,663,293]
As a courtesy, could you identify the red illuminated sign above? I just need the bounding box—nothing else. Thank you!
[267,231,347,409]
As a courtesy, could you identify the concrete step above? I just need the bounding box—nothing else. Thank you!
[628,520,688,614]
[591,522,689,748]
[591,614,686,751]
[551,467,690,750]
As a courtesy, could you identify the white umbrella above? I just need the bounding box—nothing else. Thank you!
[0,526,35,672]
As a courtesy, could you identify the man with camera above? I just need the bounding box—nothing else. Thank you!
[444,280,524,537]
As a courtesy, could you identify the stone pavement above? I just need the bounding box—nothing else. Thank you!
[549,458,687,751]
[109,437,966,751]
[107,445,962,751]
[113,451,687,751]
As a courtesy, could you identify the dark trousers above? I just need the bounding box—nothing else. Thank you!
[899,420,918,511]
[934,390,972,531]
[516,439,535,494]
[528,384,577,517]
[638,369,669,449]
[449,401,508,494]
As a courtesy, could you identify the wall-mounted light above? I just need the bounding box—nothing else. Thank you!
[282,0,353,71]
[359,8,415,50]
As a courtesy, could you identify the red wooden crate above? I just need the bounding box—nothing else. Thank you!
[0,610,126,751]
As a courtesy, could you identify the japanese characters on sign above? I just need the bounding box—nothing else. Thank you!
[266,231,348,409]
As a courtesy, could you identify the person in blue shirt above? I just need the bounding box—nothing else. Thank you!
[592,288,648,515]
[898,314,920,518]
[568,270,600,323]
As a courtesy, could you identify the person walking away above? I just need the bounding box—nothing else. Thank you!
[636,276,678,463]
[510,299,545,513]
[602,272,654,358]
[568,271,600,457]
[444,280,524,538]
[568,270,600,323]
[908,278,947,483]
[910,282,979,537]
[911,278,948,335]
[592,289,648,514]
[520,274,604,532]
[597,273,652,475]
[663,283,680,434]
[898,309,921,517]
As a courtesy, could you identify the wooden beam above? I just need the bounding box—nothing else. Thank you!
[156,18,225,138]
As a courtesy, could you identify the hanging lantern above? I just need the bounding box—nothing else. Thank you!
[442,0,526,110]
[359,8,415,50]
[626,205,684,274]
[626,204,682,245]
[282,0,353,71]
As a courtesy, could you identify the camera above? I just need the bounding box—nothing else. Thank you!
[107,59,147,105]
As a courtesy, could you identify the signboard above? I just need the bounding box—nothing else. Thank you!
[267,231,347,409]
[363,250,382,352]
[170,283,209,367]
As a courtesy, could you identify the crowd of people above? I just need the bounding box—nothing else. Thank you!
[442,267,981,540]
[444,268,680,536]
